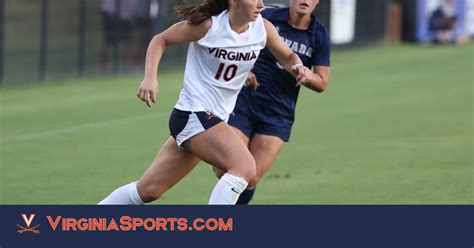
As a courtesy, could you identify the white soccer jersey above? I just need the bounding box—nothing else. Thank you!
[174,10,267,121]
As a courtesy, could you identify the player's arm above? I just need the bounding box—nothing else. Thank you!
[263,19,310,84]
[302,65,330,93]
[137,20,211,107]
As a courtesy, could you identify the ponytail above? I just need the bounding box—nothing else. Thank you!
[174,0,229,26]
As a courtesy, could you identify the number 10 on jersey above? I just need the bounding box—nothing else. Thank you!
[214,63,238,82]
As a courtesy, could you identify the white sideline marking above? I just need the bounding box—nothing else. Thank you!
[0,112,167,145]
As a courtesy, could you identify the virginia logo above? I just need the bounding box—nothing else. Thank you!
[207,114,216,120]
[17,214,40,234]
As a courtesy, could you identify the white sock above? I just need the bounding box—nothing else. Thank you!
[98,181,144,205]
[208,173,248,205]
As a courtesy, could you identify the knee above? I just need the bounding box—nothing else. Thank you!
[247,169,265,189]
[213,167,225,179]
[242,161,257,182]
[228,156,256,182]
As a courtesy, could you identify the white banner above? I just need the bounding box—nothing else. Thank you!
[466,0,474,35]
[330,0,357,44]
[417,0,472,41]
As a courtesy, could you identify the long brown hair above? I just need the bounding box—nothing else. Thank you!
[174,0,229,26]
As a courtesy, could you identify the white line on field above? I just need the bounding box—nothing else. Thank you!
[0,112,167,145]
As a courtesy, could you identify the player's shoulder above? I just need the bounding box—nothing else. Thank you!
[198,18,213,32]
[184,18,212,41]
[261,6,289,21]
[309,16,330,42]
[310,16,329,34]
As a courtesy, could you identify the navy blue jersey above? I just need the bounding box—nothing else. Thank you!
[236,7,330,123]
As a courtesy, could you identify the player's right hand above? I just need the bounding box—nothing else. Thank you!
[245,71,260,90]
[136,79,158,107]
[290,64,310,87]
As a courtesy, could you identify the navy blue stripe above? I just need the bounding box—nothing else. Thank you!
[168,108,190,140]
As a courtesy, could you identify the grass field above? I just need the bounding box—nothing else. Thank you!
[1,44,473,204]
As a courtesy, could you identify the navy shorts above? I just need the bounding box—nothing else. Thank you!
[169,108,223,147]
[228,106,293,142]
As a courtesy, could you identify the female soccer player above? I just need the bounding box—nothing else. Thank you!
[98,0,311,205]
[214,0,331,204]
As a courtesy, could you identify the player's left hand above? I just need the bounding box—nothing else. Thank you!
[245,71,260,90]
[290,64,311,87]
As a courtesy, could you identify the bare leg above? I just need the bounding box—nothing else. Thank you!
[213,127,250,178]
[185,122,256,204]
[213,132,284,204]
[214,133,284,187]
[137,137,201,202]
[246,134,285,189]
[186,123,255,181]
[100,123,255,205]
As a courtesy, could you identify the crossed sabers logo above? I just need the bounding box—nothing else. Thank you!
[207,114,216,120]
[17,214,40,234]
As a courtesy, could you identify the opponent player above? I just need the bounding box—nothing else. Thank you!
[98,0,312,205]
[214,0,331,204]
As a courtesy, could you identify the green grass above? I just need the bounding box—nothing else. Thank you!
[1,43,473,204]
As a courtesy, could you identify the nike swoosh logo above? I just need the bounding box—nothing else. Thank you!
[231,188,241,194]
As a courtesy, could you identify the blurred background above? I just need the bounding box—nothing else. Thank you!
[0,0,472,85]
[0,0,472,204]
